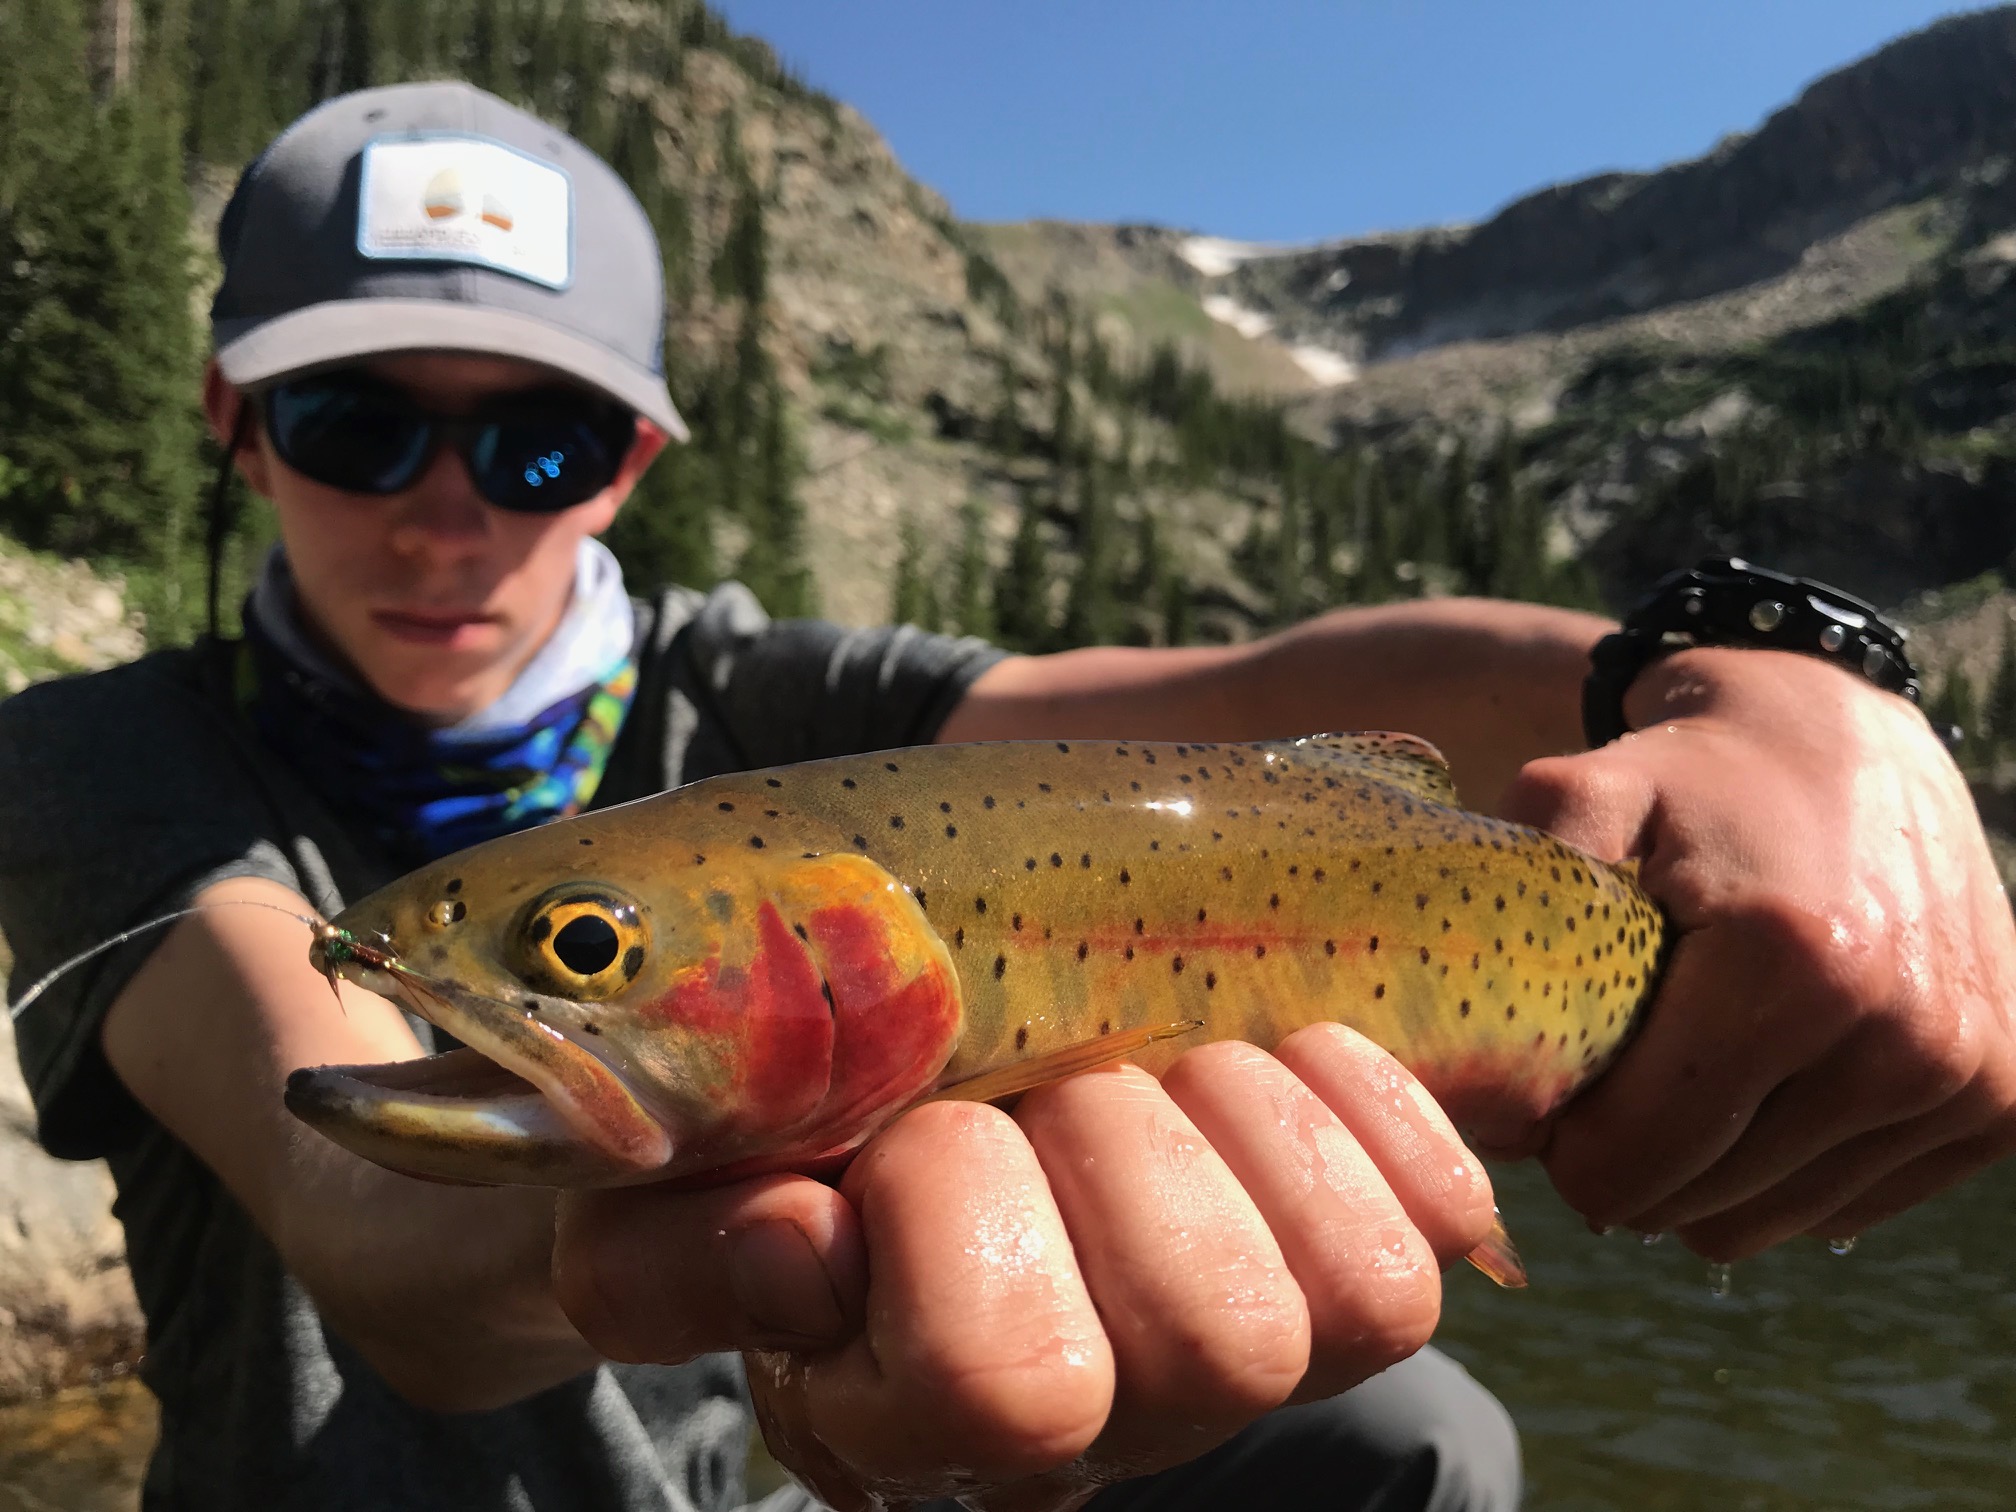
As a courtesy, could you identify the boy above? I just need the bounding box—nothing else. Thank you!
[6,81,2012,1512]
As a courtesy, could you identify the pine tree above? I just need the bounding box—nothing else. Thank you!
[736,379,815,617]
[949,496,995,639]
[1062,450,1120,648]
[1930,668,1983,772]
[0,0,205,635]
[1273,470,1305,626]
[1355,460,1398,604]
[890,513,938,630]
[993,489,1052,653]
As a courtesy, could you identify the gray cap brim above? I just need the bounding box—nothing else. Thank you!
[215,298,688,441]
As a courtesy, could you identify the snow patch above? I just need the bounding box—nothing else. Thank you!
[1201,294,1275,340]
[1179,236,1274,277]
[1288,344,1358,387]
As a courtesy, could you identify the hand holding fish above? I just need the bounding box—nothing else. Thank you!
[553,1026,1495,1512]
[1500,646,2016,1260]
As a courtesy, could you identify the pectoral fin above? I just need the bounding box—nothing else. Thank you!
[924,1019,1206,1106]
[1463,1209,1528,1289]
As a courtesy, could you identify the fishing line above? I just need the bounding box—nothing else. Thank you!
[6,899,331,1021]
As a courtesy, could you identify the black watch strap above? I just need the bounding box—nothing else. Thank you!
[1582,557,1944,749]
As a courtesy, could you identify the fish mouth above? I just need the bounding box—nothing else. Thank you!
[287,945,675,1187]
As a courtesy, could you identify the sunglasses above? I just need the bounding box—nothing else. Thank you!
[260,371,639,514]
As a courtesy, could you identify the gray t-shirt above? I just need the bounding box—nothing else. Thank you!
[0,583,1004,1512]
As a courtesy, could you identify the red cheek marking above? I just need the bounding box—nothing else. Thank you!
[662,902,835,1135]
[808,902,961,1133]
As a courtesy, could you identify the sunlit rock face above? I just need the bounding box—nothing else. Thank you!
[0,948,143,1405]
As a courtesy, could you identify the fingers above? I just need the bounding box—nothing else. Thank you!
[553,1173,866,1362]
[1541,899,1854,1229]
[1013,1061,1309,1463]
[1160,1035,1455,1407]
[793,1100,1115,1492]
[1268,1022,1496,1267]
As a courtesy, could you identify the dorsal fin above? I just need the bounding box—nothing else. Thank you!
[1267,732,1460,807]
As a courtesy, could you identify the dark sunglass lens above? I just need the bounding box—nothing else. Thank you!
[468,412,627,513]
[267,379,432,494]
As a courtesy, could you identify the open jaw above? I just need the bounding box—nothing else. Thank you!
[285,956,675,1188]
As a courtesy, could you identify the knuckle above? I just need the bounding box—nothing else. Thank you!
[1313,1234,1442,1377]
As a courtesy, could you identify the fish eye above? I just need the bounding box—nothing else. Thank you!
[515,886,649,1000]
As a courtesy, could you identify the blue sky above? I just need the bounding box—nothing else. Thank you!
[711,0,1977,242]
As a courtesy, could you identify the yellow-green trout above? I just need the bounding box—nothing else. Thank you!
[291,733,1667,1281]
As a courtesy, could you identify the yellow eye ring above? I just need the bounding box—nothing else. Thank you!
[515,886,650,1000]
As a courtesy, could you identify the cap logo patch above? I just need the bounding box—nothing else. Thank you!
[358,135,571,289]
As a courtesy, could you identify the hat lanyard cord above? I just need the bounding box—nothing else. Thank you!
[205,403,254,640]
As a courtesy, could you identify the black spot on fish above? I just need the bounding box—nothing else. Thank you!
[1313,868,1326,883]
[1051,852,1063,868]
[1419,946,1430,964]
[1415,893,1428,911]
[1324,939,1337,956]
[583,1021,602,1035]
[1374,983,1386,999]
[1076,940,1088,961]
[885,762,900,773]
[1016,1025,1029,1050]
[1012,913,1023,932]
[766,777,783,789]
[975,897,988,915]
[983,795,996,809]
[444,878,463,894]
[1120,868,1131,885]
[529,915,552,943]
[890,815,905,830]
[718,801,735,813]
[852,835,867,850]
[764,810,780,819]
[792,922,809,942]
[1220,866,1234,881]
[1125,945,1136,960]
[1025,857,1037,871]
[749,835,765,849]
[1269,893,1280,910]
[916,891,927,911]
[945,825,958,838]
[1495,895,1506,911]
[1134,917,1145,934]
[1459,999,1471,1017]
[1461,886,1472,903]
[842,778,857,790]
[994,954,1007,979]
[579,838,593,846]
[1506,1005,1517,1020]
[1080,853,1091,868]
[1172,956,1185,974]
[955,927,965,948]
[1369,935,1380,953]
[1039,783,1053,794]
[1371,881,1383,895]
[1525,930,1535,946]
[1057,741,1071,753]
[622,946,645,980]
[1100,1019,1113,1035]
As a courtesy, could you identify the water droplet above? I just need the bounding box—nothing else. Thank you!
[1708,1262,1734,1298]
[1640,1231,1666,1247]
[1827,1236,1858,1256]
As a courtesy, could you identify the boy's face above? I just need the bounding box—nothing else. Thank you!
[207,352,664,722]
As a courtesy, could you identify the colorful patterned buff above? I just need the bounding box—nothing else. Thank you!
[238,619,639,866]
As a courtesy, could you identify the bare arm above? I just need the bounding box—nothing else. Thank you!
[100,874,600,1413]
[938,597,1611,811]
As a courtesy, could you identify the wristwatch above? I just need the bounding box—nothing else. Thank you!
[1582,557,1955,751]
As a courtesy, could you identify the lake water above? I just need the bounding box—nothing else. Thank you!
[4,1157,2012,1511]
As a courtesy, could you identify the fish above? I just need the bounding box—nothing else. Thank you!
[288,733,1668,1284]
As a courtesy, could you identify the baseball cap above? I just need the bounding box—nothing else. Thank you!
[210,80,687,440]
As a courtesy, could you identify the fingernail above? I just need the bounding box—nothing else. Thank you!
[729,1221,846,1346]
